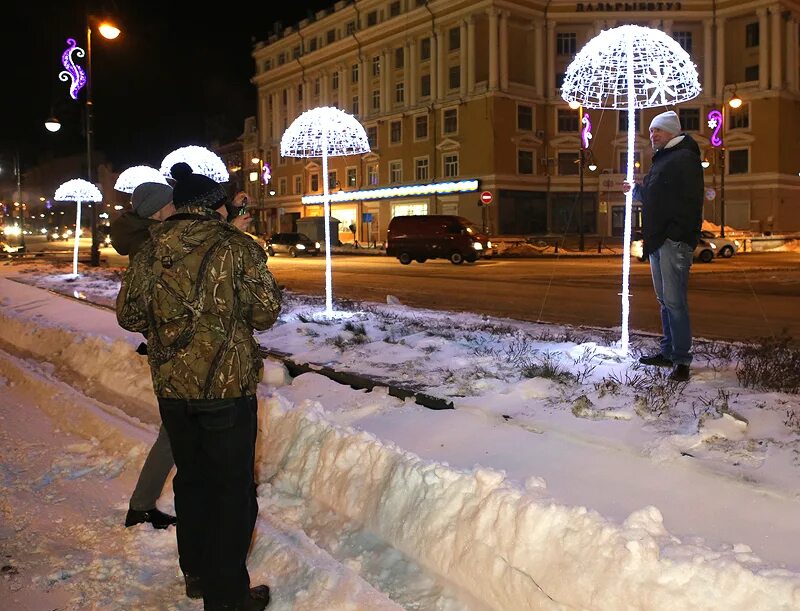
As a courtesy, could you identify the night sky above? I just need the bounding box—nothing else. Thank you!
[1,0,334,176]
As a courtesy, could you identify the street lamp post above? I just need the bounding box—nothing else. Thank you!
[85,16,120,266]
[570,101,593,251]
[708,87,741,239]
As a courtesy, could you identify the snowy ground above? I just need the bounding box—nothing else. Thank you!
[1,260,800,610]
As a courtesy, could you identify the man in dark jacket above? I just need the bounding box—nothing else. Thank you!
[111,181,178,530]
[626,110,704,382]
[117,163,281,610]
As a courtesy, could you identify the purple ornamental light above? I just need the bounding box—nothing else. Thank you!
[581,112,593,149]
[707,109,723,148]
[59,38,87,100]
[262,163,272,185]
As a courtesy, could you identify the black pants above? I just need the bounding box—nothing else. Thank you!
[158,395,259,608]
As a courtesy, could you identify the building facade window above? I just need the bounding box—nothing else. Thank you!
[389,160,402,182]
[279,177,287,195]
[367,10,378,26]
[678,108,700,131]
[310,172,320,191]
[390,120,402,144]
[327,29,336,44]
[730,105,749,129]
[448,66,460,89]
[395,47,404,69]
[367,163,379,185]
[558,152,579,175]
[557,109,579,132]
[372,89,380,110]
[443,108,458,134]
[729,149,749,174]
[420,74,431,97]
[449,27,460,51]
[372,55,381,76]
[352,95,360,115]
[347,167,357,187]
[346,21,356,35]
[617,109,640,132]
[618,151,642,174]
[415,115,428,140]
[415,157,429,180]
[367,125,378,148]
[308,38,318,52]
[420,37,431,61]
[395,82,405,104]
[294,175,302,194]
[389,0,401,17]
[518,150,534,174]
[443,153,459,177]
[351,63,359,83]
[556,33,577,56]
[744,65,759,81]
[517,104,533,131]
[674,31,692,53]
[332,71,339,90]
[745,22,759,47]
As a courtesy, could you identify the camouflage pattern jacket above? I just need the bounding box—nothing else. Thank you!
[116,205,282,399]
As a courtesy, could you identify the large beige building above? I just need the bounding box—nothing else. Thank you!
[249,0,800,243]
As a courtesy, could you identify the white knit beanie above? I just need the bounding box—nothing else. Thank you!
[649,110,682,135]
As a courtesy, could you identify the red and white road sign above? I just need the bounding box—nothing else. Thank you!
[480,191,493,205]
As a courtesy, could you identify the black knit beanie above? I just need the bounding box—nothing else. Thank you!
[171,162,227,208]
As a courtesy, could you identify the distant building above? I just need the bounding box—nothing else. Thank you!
[249,0,800,242]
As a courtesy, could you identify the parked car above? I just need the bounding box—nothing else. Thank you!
[386,215,493,265]
[265,232,321,257]
[631,238,717,263]
[700,230,740,258]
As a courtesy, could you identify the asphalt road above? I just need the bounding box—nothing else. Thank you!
[20,236,800,343]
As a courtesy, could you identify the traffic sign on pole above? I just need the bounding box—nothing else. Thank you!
[480,191,493,205]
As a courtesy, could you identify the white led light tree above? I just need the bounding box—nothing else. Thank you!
[54,179,103,277]
[281,106,371,316]
[159,146,230,183]
[114,165,169,193]
[561,25,701,355]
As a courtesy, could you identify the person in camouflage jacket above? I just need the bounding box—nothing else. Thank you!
[116,162,280,611]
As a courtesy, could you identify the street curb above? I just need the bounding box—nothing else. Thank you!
[258,347,454,410]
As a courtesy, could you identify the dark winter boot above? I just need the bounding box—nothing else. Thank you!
[639,353,673,367]
[668,364,691,382]
[124,507,177,529]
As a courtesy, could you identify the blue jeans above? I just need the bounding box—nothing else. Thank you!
[648,239,693,365]
[158,395,259,608]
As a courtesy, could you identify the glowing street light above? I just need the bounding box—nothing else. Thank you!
[54,179,102,277]
[561,24,701,354]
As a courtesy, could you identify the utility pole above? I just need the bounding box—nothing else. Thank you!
[14,152,26,252]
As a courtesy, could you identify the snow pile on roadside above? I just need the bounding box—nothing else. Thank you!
[2,276,800,609]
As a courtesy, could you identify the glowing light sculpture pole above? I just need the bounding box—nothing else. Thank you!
[54,179,103,276]
[160,145,230,182]
[280,107,371,316]
[561,25,701,354]
[114,165,169,193]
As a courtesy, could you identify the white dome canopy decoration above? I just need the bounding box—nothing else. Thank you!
[561,25,701,110]
[160,146,229,183]
[54,179,103,277]
[114,165,169,193]
[281,106,371,317]
[560,25,701,356]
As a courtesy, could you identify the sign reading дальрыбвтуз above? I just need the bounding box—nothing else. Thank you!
[576,2,682,11]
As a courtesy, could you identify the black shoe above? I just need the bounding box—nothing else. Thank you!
[668,364,691,382]
[208,585,271,610]
[240,585,270,610]
[184,574,203,599]
[124,507,176,529]
[639,353,673,367]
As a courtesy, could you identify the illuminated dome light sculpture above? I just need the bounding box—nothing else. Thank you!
[114,165,169,193]
[54,179,103,277]
[280,106,371,317]
[160,146,229,183]
[561,25,701,355]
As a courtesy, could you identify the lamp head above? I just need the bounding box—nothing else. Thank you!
[588,162,597,172]
[701,159,710,169]
[728,94,742,109]
[97,20,121,39]
[44,117,62,132]
[568,100,581,110]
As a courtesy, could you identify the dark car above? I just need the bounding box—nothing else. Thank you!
[266,232,321,257]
